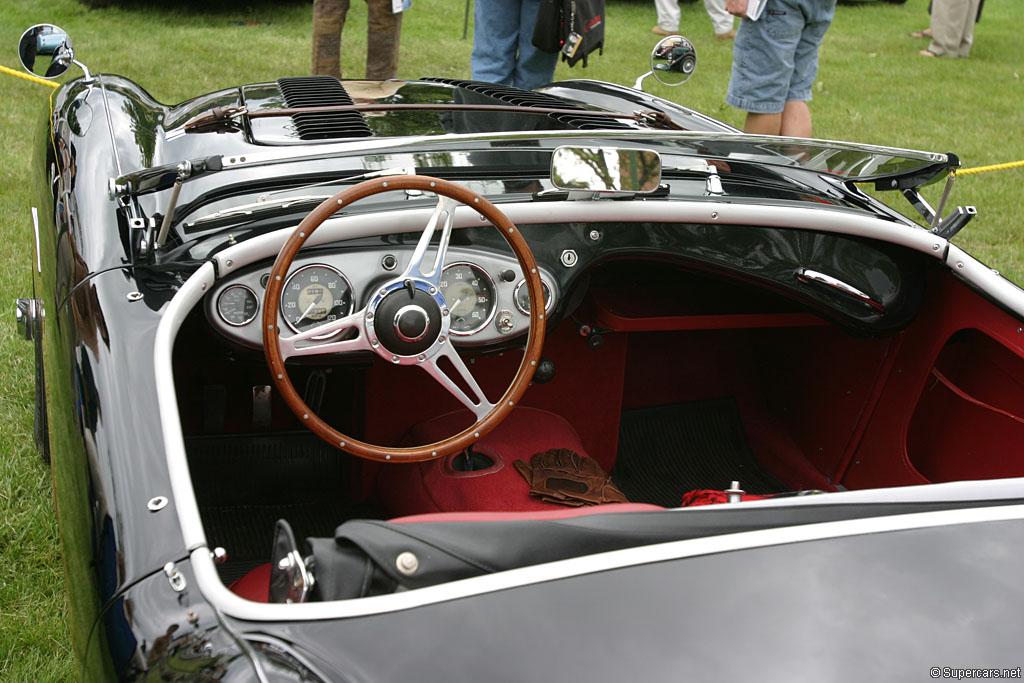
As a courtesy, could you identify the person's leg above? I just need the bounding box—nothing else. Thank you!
[654,0,681,33]
[779,101,811,137]
[727,0,800,129]
[472,0,522,85]
[312,0,349,78]
[781,0,835,137]
[957,0,982,56]
[743,112,782,135]
[927,0,973,57]
[366,0,402,79]
[513,0,559,90]
[703,0,735,37]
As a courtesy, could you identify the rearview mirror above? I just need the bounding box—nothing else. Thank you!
[633,35,698,92]
[19,24,74,79]
[550,146,662,194]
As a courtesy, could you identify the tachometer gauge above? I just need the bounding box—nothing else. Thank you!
[513,278,551,315]
[216,285,259,326]
[280,264,353,334]
[439,263,496,335]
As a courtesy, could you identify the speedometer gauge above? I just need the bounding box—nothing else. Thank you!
[280,264,353,334]
[439,263,496,335]
[217,285,259,326]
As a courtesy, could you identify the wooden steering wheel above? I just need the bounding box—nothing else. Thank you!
[263,175,545,463]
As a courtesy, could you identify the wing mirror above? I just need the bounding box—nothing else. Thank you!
[550,146,662,194]
[18,24,92,81]
[634,35,698,91]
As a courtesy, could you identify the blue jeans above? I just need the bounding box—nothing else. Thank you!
[471,0,559,91]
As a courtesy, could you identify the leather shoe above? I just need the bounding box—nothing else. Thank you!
[652,26,675,36]
[715,29,737,40]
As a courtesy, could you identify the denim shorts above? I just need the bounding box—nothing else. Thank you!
[726,0,836,114]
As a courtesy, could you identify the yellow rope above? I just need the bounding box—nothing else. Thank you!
[0,63,59,88]
[957,160,1024,176]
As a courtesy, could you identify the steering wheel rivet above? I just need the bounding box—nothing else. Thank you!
[337,199,343,205]
[392,355,400,363]
[299,232,305,237]
[474,432,480,438]
[366,311,374,320]
[531,360,536,366]
[430,181,436,187]
[275,275,281,281]
[339,441,345,447]
[371,339,379,347]
[303,414,309,420]
[267,324,274,330]
[442,308,449,316]
[473,197,479,203]
[432,451,437,457]
[277,373,283,379]
[417,354,425,362]
[439,335,446,344]
[539,314,544,320]
[429,286,436,294]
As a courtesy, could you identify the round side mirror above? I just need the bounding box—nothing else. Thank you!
[19,24,74,79]
[651,35,697,86]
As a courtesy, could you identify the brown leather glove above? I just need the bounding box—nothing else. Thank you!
[515,449,629,507]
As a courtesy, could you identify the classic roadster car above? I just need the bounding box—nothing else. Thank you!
[15,23,1024,681]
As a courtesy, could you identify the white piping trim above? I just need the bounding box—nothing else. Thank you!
[212,199,943,278]
[153,201,1023,624]
[945,243,1024,320]
[186,503,1024,622]
[154,261,215,550]
[32,207,41,274]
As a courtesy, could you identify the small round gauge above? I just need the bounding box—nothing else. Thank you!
[280,264,353,333]
[216,285,259,326]
[439,263,496,335]
[513,278,551,315]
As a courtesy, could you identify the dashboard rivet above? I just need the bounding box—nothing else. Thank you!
[956,262,965,269]
[201,284,207,290]
[396,552,419,575]
[127,291,144,302]
[589,230,600,241]
[226,260,233,267]
[932,244,941,251]
[147,496,168,512]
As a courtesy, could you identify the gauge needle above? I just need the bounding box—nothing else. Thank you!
[296,296,322,325]
[450,297,464,312]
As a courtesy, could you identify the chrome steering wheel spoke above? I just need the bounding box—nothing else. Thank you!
[401,194,459,287]
[420,344,496,421]
[277,307,370,360]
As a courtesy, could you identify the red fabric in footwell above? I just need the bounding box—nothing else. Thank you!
[377,407,602,517]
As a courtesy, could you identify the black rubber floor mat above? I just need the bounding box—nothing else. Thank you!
[186,433,378,583]
[612,399,788,507]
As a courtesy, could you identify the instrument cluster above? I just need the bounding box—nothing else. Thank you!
[206,246,556,350]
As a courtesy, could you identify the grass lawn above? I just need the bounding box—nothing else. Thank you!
[0,0,1020,677]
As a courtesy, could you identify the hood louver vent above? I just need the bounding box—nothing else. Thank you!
[277,76,373,140]
[420,77,634,131]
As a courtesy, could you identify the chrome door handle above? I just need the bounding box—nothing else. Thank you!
[795,268,885,314]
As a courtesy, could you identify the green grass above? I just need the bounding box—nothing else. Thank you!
[0,0,1021,677]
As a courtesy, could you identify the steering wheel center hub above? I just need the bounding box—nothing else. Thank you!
[394,304,431,342]
[368,279,448,359]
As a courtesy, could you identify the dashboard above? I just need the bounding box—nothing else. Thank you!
[205,245,557,350]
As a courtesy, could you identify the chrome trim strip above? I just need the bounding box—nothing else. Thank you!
[185,503,1024,621]
[215,129,946,178]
